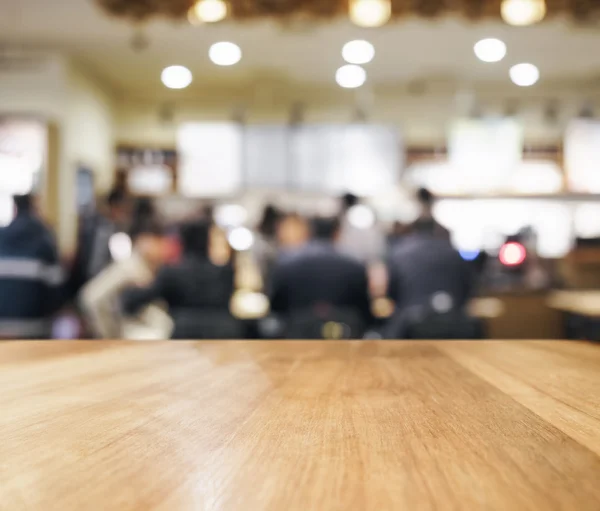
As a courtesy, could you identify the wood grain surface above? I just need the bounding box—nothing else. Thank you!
[0,340,599,511]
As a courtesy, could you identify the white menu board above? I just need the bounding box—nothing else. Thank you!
[244,125,288,188]
[449,118,523,194]
[290,124,399,194]
[565,119,600,193]
[177,123,242,197]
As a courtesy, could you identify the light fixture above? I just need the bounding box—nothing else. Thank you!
[228,227,254,251]
[347,205,376,229]
[161,65,193,89]
[349,0,392,28]
[510,63,539,87]
[336,65,367,89]
[501,0,546,26]
[499,242,527,266]
[209,42,242,66]
[473,38,506,63]
[189,0,227,24]
[109,232,132,262]
[342,40,375,65]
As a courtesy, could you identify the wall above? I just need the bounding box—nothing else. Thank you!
[115,82,599,148]
[0,53,116,254]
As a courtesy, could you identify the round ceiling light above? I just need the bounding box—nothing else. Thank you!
[349,0,392,28]
[342,40,375,65]
[189,0,228,24]
[473,38,506,63]
[501,0,546,26]
[336,65,367,89]
[161,65,193,89]
[510,63,540,86]
[209,42,242,66]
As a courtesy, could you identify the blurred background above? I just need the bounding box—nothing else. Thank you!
[2,0,600,340]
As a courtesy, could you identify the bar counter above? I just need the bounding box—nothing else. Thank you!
[0,340,599,510]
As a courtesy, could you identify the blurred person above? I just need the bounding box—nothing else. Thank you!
[277,212,310,251]
[0,194,64,339]
[337,193,386,264]
[409,187,450,240]
[79,220,171,339]
[123,220,241,339]
[270,217,373,338]
[69,187,130,296]
[385,231,476,339]
[251,205,281,290]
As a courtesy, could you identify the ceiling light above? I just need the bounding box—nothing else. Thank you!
[336,65,367,89]
[161,65,193,89]
[510,63,540,87]
[501,0,546,26]
[209,42,242,66]
[473,38,506,63]
[342,40,375,65]
[349,0,392,28]
[190,0,227,24]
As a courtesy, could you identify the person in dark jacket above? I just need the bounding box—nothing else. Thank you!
[408,188,450,240]
[123,219,240,339]
[385,232,476,338]
[270,217,373,338]
[68,188,130,297]
[0,194,64,338]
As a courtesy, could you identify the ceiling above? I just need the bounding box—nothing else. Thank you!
[2,0,600,98]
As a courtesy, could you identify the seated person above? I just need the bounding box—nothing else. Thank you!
[123,220,240,339]
[385,232,476,339]
[270,217,373,338]
[80,220,171,339]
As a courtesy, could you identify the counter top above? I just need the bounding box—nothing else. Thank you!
[1,340,599,510]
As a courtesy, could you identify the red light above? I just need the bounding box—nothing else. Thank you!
[499,242,527,266]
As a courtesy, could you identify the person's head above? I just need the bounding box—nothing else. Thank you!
[417,187,434,213]
[130,220,166,267]
[180,219,211,259]
[132,198,155,225]
[107,188,129,224]
[259,204,281,238]
[341,193,359,212]
[277,213,309,249]
[13,194,35,217]
[312,217,341,243]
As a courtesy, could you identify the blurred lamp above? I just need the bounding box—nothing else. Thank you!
[209,42,242,66]
[161,66,193,89]
[349,0,392,27]
[510,63,539,87]
[336,65,367,89]
[501,0,546,26]
[499,242,526,266]
[342,40,375,65]
[459,249,480,261]
[347,204,376,229]
[228,227,254,251]
[189,0,227,23]
[109,232,132,262]
[473,38,506,63]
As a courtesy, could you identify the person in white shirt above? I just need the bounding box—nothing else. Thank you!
[79,221,172,340]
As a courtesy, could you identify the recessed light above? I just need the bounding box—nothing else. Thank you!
[474,38,506,63]
[336,65,367,89]
[161,65,193,89]
[209,42,242,66]
[342,40,375,65]
[510,63,539,87]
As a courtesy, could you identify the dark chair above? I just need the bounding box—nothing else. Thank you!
[171,310,244,339]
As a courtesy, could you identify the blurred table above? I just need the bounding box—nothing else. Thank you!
[1,340,599,510]
[548,290,600,317]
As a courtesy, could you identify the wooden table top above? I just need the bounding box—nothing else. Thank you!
[1,340,599,511]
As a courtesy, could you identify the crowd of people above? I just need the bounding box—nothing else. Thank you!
[0,187,480,340]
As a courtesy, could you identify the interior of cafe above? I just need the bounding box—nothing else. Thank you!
[2,0,600,339]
